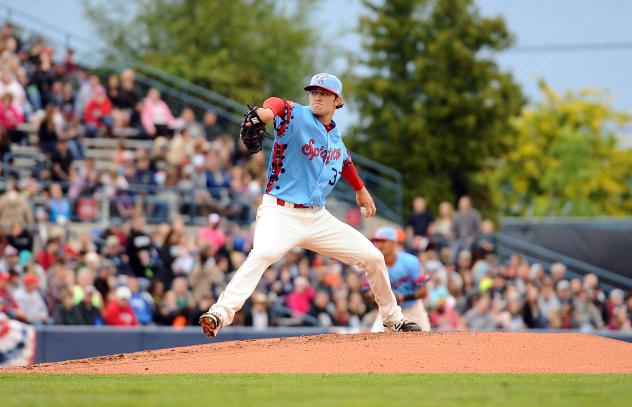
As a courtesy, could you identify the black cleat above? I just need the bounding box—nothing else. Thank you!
[384,319,422,332]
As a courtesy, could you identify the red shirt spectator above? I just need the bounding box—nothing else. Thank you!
[36,240,59,272]
[84,87,112,128]
[104,287,138,326]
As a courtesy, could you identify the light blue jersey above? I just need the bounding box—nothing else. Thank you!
[363,251,429,309]
[265,101,350,207]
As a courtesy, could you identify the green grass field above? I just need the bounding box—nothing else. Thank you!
[1,373,631,407]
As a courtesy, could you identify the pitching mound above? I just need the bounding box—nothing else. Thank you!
[13,332,632,374]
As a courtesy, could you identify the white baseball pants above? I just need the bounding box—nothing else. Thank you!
[370,299,431,332]
[210,194,405,327]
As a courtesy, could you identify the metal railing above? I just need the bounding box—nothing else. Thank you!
[1,3,405,223]
[496,232,632,291]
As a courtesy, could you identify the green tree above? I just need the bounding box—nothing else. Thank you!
[490,82,632,216]
[349,0,524,215]
[84,0,318,102]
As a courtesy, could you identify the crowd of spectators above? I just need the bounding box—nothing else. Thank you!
[0,22,257,227]
[0,23,630,334]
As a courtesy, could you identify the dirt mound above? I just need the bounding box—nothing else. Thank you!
[11,332,632,374]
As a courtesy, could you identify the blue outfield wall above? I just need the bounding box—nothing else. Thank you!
[33,326,632,364]
[34,326,332,363]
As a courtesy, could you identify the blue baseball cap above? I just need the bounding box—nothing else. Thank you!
[305,73,344,108]
[372,227,398,242]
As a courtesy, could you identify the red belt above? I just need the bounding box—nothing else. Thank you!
[276,198,309,209]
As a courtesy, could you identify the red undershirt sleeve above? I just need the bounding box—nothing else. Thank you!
[341,159,364,191]
[262,97,286,117]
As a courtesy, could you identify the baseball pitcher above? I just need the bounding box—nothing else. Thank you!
[199,73,421,337]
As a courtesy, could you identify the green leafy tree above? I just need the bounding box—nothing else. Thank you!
[84,0,319,102]
[349,0,524,215]
[490,83,632,216]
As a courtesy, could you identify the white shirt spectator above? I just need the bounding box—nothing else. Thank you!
[13,285,49,324]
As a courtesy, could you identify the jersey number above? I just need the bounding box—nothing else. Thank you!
[328,168,339,186]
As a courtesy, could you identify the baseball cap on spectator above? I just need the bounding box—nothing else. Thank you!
[304,73,344,108]
[371,227,398,242]
[115,286,132,300]
[122,150,134,162]
[4,245,17,256]
[193,154,205,168]
[208,213,221,225]
[106,235,120,247]
[23,274,39,286]
[252,292,268,305]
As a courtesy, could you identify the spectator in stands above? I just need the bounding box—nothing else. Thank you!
[522,284,546,328]
[538,277,560,323]
[163,276,194,326]
[176,107,205,139]
[202,110,220,142]
[550,262,567,284]
[104,286,138,326]
[127,277,153,325]
[106,74,121,108]
[198,213,225,255]
[475,219,497,258]
[50,137,74,182]
[429,201,454,251]
[0,93,25,144]
[48,183,71,224]
[464,293,494,330]
[244,291,271,329]
[307,290,334,327]
[38,104,60,155]
[75,74,100,118]
[0,126,11,163]
[429,297,460,330]
[13,274,48,324]
[0,180,33,229]
[125,216,155,280]
[52,289,82,325]
[451,196,481,259]
[63,48,77,78]
[83,86,112,137]
[141,88,175,138]
[286,276,315,318]
[74,285,103,325]
[573,288,604,330]
[8,222,33,253]
[1,23,22,53]
[167,127,195,166]
[31,52,55,108]
[112,68,142,130]
[407,196,433,238]
[0,70,26,113]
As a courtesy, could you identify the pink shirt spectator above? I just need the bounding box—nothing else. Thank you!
[141,96,175,133]
[429,301,460,330]
[285,277,315,315]
[199,228,225,250]
[0,101,23,130]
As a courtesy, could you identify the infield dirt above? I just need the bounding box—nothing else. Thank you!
[9,332,632,374]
